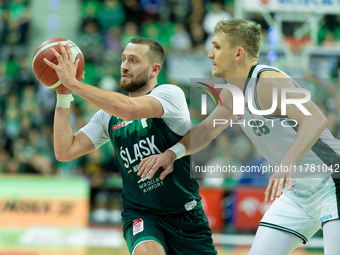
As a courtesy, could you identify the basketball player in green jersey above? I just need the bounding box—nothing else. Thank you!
[138,19,340,254]
[44,38,217,255]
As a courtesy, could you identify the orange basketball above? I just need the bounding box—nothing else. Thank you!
[32,38,85,90]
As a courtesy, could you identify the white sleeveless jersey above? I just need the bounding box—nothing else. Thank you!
[236,64,340,195]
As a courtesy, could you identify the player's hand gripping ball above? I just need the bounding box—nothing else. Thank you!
[32,38,85,90]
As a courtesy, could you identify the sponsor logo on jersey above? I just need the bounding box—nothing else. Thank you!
[184,199,197,211]
[120,135,161,168]
[112,120,132,131]
[236,101,247,120]
[133,218,144,236]
[236,115,244,120]
[319,214,332,223]
[138,177,164,193]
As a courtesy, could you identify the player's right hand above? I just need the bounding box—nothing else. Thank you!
[264,171,293,202]
[55,71,85,94]
[44,42,80,88]
[56,86,72,94]
[137,150,176,180]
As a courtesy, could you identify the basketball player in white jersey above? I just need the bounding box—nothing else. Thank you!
[137,19,340,254]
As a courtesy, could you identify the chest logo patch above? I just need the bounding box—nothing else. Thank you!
[236,115,244,120]
[112,120,132,131]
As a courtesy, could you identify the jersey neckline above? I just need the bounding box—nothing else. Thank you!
[243,64,258,94]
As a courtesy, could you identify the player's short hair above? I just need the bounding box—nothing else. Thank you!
[214,19,263,59]
[129,37,165,65]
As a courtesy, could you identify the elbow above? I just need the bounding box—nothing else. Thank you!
[55,151,72,162]
[312,114,328,133]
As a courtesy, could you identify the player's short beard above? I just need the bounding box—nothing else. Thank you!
[120,69,150,93]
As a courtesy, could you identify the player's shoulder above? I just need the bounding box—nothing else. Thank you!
[96,109,110,116]
[257,64,288,79]
[257,66,296,92]
[152,84,185,96]
[154,84,183,91]
[93,109,112,121]
[259,70,288,79]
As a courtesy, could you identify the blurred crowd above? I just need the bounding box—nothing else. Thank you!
[0,0,339,194]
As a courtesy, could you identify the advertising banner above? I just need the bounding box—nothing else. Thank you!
[0,176,89,228]
[233,186,271,230]
[200,187,225,230]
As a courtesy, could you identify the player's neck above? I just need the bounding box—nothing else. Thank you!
[129,80,158,97]
[226,60,258,90]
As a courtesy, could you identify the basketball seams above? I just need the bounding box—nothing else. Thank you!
[47,80,62,89]
[38,57,57,80]
[32,40,65,66]
[37,47,80,80]
[32,41,78,68]
[32,39,84,88]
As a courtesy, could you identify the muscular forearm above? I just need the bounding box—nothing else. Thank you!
[67,80,136,120]
[281,116,328,166]
[186,123,212,155]
[169,121,217,157]
[53,107,75,161]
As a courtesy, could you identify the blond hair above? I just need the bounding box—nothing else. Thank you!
[214,19,263,59]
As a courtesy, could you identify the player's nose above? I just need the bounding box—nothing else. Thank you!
[121,62,129,72]
[208,50,214,59]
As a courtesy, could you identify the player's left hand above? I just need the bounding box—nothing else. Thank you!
[137,150,176,180]
[264,168,293,202]
[43,42,79,87]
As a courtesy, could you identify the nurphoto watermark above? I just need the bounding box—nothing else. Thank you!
[189,78,337,179]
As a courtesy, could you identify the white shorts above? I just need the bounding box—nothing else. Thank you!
[259,177,340,243]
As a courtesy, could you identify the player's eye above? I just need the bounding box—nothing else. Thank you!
[131,59,137,63]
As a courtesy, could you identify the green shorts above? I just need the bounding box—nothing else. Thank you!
[122,208,217,255]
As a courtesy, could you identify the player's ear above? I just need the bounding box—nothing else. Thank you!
[150,63,161,78]
[235,47,245,60]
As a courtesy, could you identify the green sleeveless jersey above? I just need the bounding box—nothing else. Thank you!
[108,116,200,212]
[81,85,201,213]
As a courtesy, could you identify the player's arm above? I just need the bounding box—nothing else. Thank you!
[259,71,328,201]
[137,88,235,180]
[71,84,163,121]
[44,42,163,121]
[53,80,96,161]
[54,108,95,162]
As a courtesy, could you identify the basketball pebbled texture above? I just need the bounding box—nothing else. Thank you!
[32,38,85,89]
